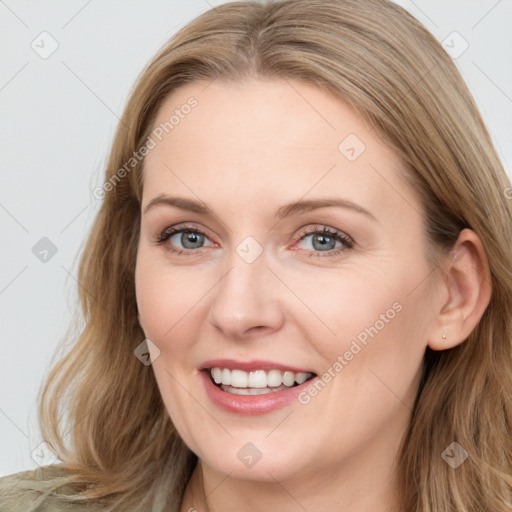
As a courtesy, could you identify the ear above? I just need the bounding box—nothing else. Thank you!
[428,228,492,351]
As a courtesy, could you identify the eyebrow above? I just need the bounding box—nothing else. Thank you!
[143,194,377,222]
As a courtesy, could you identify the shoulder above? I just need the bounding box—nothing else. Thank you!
[0,465,93,512]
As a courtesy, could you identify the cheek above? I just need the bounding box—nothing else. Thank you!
[135,252,210,343]
[299,262,431,407]
[281,264,403,358]
[320,284,432,436]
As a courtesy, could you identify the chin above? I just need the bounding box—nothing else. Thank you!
[194,436,312,482]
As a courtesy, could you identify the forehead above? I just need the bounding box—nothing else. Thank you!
[142,78,417,221]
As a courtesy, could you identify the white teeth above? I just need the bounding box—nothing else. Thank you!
[282,371,295,387]
[212,368,222,384]
[230,369,247,387]
[221,368,231,386]
[209,367,314,390]
[266,369,282,387]
[295,372,309,384]
[247,370,267,388]
[220,385,289,395]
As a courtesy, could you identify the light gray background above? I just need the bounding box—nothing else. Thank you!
[1,0,511,477]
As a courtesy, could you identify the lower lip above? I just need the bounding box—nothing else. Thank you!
[200,370,315,416]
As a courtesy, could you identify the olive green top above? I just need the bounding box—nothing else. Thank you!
[0,466,97,512]
[0,464,184,512]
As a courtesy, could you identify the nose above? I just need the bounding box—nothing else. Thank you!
[208,255,284,340]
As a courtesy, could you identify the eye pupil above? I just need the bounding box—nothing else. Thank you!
[312,234,336,251]
[182,231,204,249]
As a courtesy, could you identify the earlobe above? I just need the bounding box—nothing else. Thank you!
[427,229,492,351]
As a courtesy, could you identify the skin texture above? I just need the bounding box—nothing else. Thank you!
[135,78,491,512]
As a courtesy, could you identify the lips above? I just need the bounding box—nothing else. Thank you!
[198,359,318,415]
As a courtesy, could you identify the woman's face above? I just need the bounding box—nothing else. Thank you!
[135,77,442,483]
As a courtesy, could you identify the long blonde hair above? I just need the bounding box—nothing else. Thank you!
[10,0,512,510]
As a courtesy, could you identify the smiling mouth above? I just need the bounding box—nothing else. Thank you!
[206,367,317,396]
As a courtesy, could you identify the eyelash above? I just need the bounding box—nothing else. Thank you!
[154,223,354,258]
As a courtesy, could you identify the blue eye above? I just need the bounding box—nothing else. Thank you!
[156,225,214,254]
[155,224,354,258]
[295,226,353,257]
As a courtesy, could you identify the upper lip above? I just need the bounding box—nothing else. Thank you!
[199,358,316,374]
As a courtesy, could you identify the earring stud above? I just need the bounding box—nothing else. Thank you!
[442,333,447,340]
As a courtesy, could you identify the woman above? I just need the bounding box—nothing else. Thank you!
[1,0,511,510]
